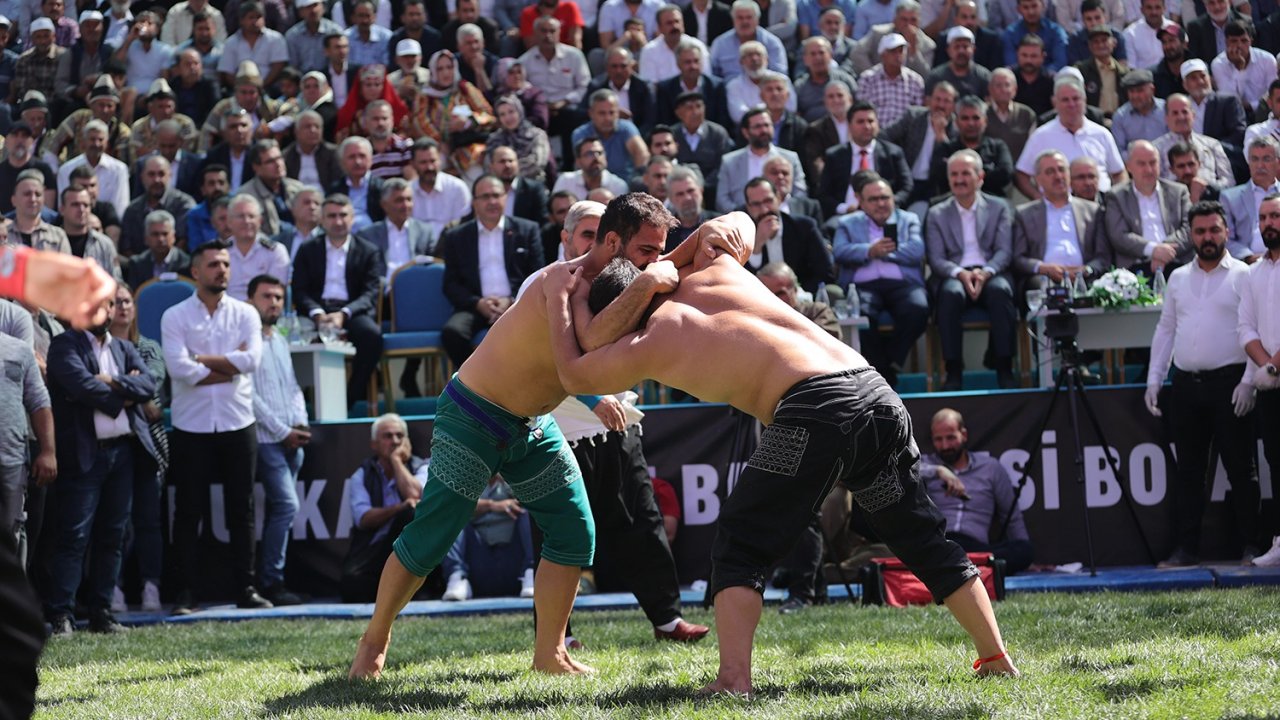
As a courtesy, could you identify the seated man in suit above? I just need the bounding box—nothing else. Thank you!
[715,107,807,213]
[327,136,385,233]
[801,80,853,191]
[655,40,731,130]
[1102,140,1191,273]
[1012,150,1109,295]
[764,156,824,225]
[125,210,192,288]
[1221,136,1280,263]
[832,174,928,388]
[742,178,833,294]
[438,175,545,368]
[285,110,344,190]
[291,194,387,409]
[486,145,550,227]
[672,91,733,205]
[200,108,256,191]
[581,46,655,132]
[881,80,958,217]
[926,149,1018,390]
[819,100,912,219]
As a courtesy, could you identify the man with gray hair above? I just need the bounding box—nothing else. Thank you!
[240,138,303,238]
[55,118,129,213]
[1015,76,1126,199]
[1218,136,1280,262]
[284,110,343,190]
[725,47,796,125]
[329,135,384,232]
[518,16,589,155]
[1102,139,1191,273]
[125,209,192,288]
[356,177,435,287]
[120,154,197,256]
[226,193,290,301]
[708,0,788,79]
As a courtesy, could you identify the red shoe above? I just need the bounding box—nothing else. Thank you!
[654,620,710,643]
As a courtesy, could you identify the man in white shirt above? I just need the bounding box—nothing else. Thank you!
[1015,76,1126,198]
[161,242,268,615]
[638,4,707,82]
[519,17,591,160]
[1210,19,1277,112]
[409,138,470,239]
[552,137,631,198]
[112,10,174,93]
[55,120,129,213]
[1243,194,1280,567]
[1144,200,1258,568]
[225,194,289,301]
[1121,0,1167,69]
[216,3,288,89]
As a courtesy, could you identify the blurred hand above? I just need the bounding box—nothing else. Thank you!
[1231,382,1256,417]
[1254,364,1280,391]
[1144,384,1162,417]
[642,260,679,294]
[33,451,56,486]
[937,466,967,498]
[591,395,627,432]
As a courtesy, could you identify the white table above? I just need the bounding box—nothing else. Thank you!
[1032,305,1163,388]
[290,343,356,421]
[838,315,871,352]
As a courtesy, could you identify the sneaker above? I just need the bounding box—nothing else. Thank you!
[1157,548,1199,568]
[49,615,74,637]
[170,589,195,616]
[87,609,126,634]
[654,619,710,643]
[577,570,596,596]
[261,584,305,606]
[141,581,162,613]
[778,597,812,615]
[111,586,127,614]
[237,586,274,609]
[1252,536,1280,567]
[1241,545,1261,566]
[519,568,535,598]
[564,636,585,650]
[442,571,471,601]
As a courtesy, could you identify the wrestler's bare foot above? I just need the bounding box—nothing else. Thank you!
[532,648,596,675]
[698,673,753,697]
[348,634,389,680]
[976,656,1020,677]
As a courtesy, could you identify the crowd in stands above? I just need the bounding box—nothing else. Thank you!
[1,0,1279,634]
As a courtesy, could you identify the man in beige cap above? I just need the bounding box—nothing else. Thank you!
[199,60,281,151]
[130,79,200,160]
[40,74,132,168]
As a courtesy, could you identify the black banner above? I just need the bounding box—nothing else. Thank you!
[174,387,1274,596]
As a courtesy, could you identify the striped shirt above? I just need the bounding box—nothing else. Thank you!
[252,330,308,445]
[370,134,412,179]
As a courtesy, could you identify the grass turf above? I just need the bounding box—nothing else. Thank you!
[35,588,1280,719]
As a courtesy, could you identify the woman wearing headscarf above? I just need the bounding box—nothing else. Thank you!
[406,50,495,179]
[336,64,410,141]
[491,58,548,130]
[485,95,552,184]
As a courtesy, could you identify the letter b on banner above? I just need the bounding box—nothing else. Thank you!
[1084,446,1122,507]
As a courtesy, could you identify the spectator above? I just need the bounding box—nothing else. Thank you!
[246,274,309,605]
[357,178,437,291]
[1074,23,1130,118]
[572,89,649,183]
[455,23,499,95]
[665,165,713,249]
[1013,150,1109,293]
[852,0,896,40]
[323,32,354,110]
[1181,59,1247,159]
[124,210,192,289]
[387,41,429,110]
[820,101,912,218]
[1210,20,1276,113]
[1064,0,1129,65]
[928,27,992,101]
[225,194,289,301]
[852,0,934,77]
[410,138,472,240]
[715,108,807,213]
[1015,77,1126,199]
[111,10,171,96]
[1121,0,1167,70]
[1068,156,1101,204]
[1001,0,1067,72]
[638,4,705,83]
[120,156,197,257]
[274,188,325,267]
[1155,94,1234,189]
[882,80,957,215]
[291,194,386,409]
[801,81,853,188]
[922,409,1033,575]
[172,50,223,129]
[8,169,68,253]
[1221,137,1280,263]
[438,175,542,366]
[1152,21,1189,99]
[201,109,256,191]
[129,83,200,173]
[855,33,924,130]
[200,62,282,153]
[162,0,228,47]
[1241,194,1280,567]
[708,0,788,79]
[1112,70,1169,155]
[40,75,131,170]
[176,12,226,86]
[43,292,156,635]
[485,146,549,226]
[0,123,56,215]
[341,414,427,602]
[283,111,342,191]
[487,96,552,185]
[926,149,1017,390]
[62,165,120,245]
[1012,34,1054,116]
[725,43,790,126]
[12,22,63,119]
[53,120,126,214]
[553,137,631,198]
[328,136,386,232]
[186,164,231,250]
[1244,80,1280,153]
[238,140,302,240]
[764,155,824,224]
[758,72,805,154]
[986,68,1036,164]
[343,0,392,70]
[389,0,443,68]
[518,17,590,163]
[742,177,832,293]
[440,475,536,600]
[1167,142,1223,204]
[1103,140,1191,274]
[586,47,656,132]
[285,0,343,75]
[794,37,857,125]
[683,0,733,46]
[442,0,501,57]
[929,96,1014,200]
[654,41,730,131]
[51,10,110,119]
[1187,0,1245,64]
[833,176,928,387]
[58,185,118,276]
[520,0,585,51]
[671,93,731,204]
[0,308,53,562]
[493,59,550,131]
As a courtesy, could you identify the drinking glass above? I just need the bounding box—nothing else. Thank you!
[833,299,852,320]
[1026,289,1046,315]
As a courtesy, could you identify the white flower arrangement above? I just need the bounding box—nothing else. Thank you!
[1087,268,1159,310]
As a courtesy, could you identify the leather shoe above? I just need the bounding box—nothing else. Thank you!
[942,374,963,392]
[997,369,1018,389]
[654,619,710,643]
[1157,548,1199,568]
[170,589,195,616]
[237,587,274,609]
[88,609,126,634]
[48,615,74,637]
[261,585,305,606]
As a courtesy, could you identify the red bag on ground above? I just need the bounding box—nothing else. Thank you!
[860,553,1005,607]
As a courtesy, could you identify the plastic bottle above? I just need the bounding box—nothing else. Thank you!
[815,282,830,306]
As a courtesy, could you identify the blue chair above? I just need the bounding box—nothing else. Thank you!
[381,260,452,411]
[134,276,197,344]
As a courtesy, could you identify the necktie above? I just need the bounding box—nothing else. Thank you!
[859,149,870,171]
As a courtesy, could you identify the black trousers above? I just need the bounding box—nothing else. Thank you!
[709,368,977,603]
[172,425,258,596]
[1259,390,1280,540]
[0,538,42,720]
[573,426,682,627]
[341,505,417,603]
[322,302,384,407]
[931,273,1017,366]
[1170,365,1259,554]
[442,309,489,369]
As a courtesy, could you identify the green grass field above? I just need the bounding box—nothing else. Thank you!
[35,588,1280,719]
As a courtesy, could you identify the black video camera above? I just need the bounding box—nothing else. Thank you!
[1045,284,1072,311]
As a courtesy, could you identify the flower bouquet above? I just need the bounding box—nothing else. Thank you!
[1087,268,1159,310]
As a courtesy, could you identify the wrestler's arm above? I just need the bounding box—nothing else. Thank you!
[0,246,116,329]
[660,211,756,267]
[547,269,653,394]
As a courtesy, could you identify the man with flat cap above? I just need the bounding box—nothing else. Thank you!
[1111,68,1169,154]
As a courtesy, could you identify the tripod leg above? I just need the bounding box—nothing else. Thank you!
[996,367,1071,543]
[1064,369,1100,576]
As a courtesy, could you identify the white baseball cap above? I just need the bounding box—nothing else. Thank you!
[29,17,55,34]
[946,26,975,44]
[1180,58,1209,80]
[296,0,323,8]
[877,33,907,55]
[396,39,422,56]
[78,9,103,23]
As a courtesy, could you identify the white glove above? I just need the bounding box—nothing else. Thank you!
[1144,384,1162,417]
[1255,364,1280,391]
[1232,382,1256,417]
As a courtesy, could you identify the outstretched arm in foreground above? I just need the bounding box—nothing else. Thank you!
[1,246,117,329]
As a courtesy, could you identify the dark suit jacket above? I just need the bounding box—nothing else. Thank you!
[785,194,824,226]
[655,74,731,130]
[746,213,833,294]
[511,178,549,226]
[439,216,544,311]
[291,234,386,318]
[802,115,841,190]
[580,75,656,131]
[1202,92,1248,149]
[272,224,320,254]
[819,140,913,219]
[132,150,205,198]
[773,111,807,154]
[881,107,955,198]
[674,120,734,193]
[46,332,157,477]
[125,248,192,289]
[285,141,344,190]
[682,1,732,50]
[1258,9,1280,54]
[1075,58,1130,113]
[356,218,437,258]
[201,143,256,187]
[1188,11,1244,63]
[326,176,387,224]
[928,135,1014,200]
